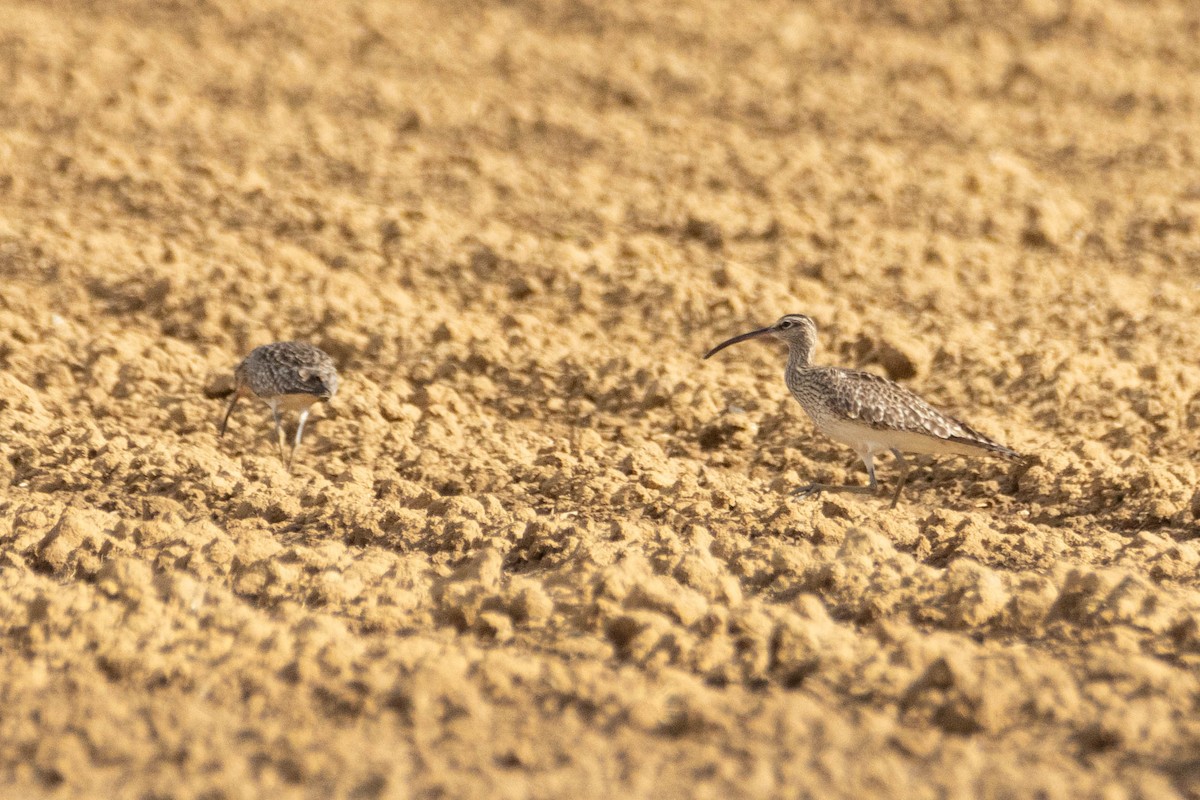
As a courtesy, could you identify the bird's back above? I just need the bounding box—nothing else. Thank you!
[786,365,1018,458]
[238,342,339,400]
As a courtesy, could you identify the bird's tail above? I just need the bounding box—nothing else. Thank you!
[948,421,1023,460]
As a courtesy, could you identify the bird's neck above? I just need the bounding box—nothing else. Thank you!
[786,340,814,371]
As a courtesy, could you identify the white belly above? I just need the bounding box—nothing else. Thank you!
[816,418,985,458]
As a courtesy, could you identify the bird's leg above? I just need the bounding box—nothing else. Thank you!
[792,453,879,499]
[219,387,243,436]
[290,408,311,471]
[888,449,912,509]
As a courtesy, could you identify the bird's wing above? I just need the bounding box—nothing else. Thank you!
[825,368,1017,455]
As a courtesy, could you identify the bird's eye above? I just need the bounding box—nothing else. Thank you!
[779,320,793,329]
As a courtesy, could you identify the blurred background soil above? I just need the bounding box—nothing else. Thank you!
[1,0,1199,797]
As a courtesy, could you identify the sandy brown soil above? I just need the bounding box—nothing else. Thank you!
[1,0,1199,797]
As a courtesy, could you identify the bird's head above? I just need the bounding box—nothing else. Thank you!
[703,314,818,360]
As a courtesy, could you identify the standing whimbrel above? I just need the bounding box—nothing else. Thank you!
[704,314,1020,507]
[219,342,339,470]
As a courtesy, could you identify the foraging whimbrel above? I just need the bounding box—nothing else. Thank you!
[704,314,1020,507]
[219,342,339,470]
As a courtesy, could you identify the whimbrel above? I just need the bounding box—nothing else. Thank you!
[219,342,339,470]
[704,314,1020,507]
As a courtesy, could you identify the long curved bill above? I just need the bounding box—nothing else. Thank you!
[703,326,773,359]
[219,389,242,436]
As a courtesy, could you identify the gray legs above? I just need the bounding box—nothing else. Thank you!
[290,408,311,472]
[273,404,314,472]
[888,448,912,508]
[223,397,316,472]
[792,450,915,507]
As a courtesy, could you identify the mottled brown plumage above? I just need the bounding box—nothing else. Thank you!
[219,342,339,470]
[798,366,1018,458]
[705,314,1020,507]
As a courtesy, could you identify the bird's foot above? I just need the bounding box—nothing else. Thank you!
[790,482,878,501]
[791,483,827,500]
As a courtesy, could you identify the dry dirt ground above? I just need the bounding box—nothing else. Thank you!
[1,0,1199,798]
